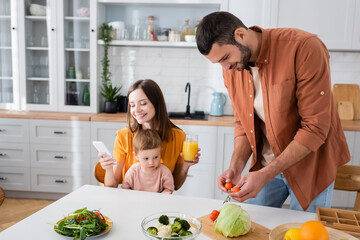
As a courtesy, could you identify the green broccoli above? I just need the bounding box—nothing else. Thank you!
[180,231,193,236]
[179,219,190,231]
[146,226,158,235]
[171,221,182,233]
[158,215,169,225]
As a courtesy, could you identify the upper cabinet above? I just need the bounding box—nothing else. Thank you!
[268,0,358,51]
[0,0,98,113]
[228,0,360,51]
[0,0,20,110]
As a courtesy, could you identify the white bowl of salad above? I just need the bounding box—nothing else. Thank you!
[141,212,202,239]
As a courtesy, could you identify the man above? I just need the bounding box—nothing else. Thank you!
[196,11,350,212]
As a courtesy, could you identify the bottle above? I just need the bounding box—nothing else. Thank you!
[132,17,142,40]
[194,19,201,35]
[181,18,192,41]
[76,67,82,79]
[82,84,90,106]
[146,16,155,41]
[68,67,75,79]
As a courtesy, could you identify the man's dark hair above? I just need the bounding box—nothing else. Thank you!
[196,11,248,55]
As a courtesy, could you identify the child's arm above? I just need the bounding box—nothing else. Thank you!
[161,188,173,194]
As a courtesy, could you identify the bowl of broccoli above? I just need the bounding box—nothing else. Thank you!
[141,212,202,239]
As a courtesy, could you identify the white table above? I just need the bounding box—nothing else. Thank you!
[0,185,316,239]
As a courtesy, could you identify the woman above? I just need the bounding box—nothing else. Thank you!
[99,79,199,189]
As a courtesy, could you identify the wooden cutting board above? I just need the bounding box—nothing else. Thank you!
[338,101,354,120]
[198,214,270,239]
[333,84,360,119]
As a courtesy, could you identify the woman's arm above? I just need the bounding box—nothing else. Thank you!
[173,161,189,190]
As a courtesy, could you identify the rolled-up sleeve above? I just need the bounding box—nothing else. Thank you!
[293,36,332,152]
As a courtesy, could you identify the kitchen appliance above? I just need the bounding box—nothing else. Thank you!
[210,92,226,116]
[333,84,360,120]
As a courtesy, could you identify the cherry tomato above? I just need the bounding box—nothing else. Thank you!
[231,186,240,192]
[76,214,88,223]
[209,210,220,221]
[94,211,106,223]
[225,182,233,191]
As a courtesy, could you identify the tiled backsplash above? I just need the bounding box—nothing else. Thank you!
[108,47,360,115]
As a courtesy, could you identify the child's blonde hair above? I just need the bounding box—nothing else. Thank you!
[133,129,162,153]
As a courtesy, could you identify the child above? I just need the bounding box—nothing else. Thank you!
[121,129,175,194]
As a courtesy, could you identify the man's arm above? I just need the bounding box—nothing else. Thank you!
[231,140,310,201]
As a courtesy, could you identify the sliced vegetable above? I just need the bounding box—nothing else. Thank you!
[147,226,158,235]
[158,215,169,225]
[210,210,220,221]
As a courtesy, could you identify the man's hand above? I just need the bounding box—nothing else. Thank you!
[229,170,267,202]
[217,167,242,193]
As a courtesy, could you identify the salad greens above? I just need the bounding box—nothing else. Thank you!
[54,207,108,240]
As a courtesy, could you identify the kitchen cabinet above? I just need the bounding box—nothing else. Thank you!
[268,0,358,50]
[29,119,91,192]
[0,0,20,110]
[0,118,31,191]
[0,0,98,112]
[227,0,272,28]
[174,124,217,199]
[90,121,126,185]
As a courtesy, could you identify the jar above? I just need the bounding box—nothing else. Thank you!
[168,30,181,42]
[146,16,155,41]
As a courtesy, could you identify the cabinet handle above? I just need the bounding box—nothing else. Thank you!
[51,28,55,31]
[53,131,66,134]
[0,177,7,180]
[54,179,67,183]
[91,29,95,32]
[0,129,6,132]
[12,27,15,30]
[54,155,65,159]
[0,153,6,156]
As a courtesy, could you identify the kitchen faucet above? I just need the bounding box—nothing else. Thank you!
[185,82,191,115]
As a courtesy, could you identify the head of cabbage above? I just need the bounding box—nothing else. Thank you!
[214,203,251,237]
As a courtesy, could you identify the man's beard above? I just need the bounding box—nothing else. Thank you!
[231,42,252,71]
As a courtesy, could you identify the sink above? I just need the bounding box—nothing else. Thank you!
[168,111,208,120]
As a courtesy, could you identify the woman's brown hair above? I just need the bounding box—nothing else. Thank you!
[127,79,176,141]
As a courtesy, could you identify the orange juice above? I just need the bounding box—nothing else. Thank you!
[182,140,198,161]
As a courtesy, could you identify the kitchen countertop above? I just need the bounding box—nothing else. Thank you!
[0,184,316,239]
[1,110,360,130]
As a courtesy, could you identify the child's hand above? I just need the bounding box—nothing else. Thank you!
[98,153,117,171]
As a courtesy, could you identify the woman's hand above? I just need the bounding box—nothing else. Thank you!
[98,153,117,171]
[181,148,201,166]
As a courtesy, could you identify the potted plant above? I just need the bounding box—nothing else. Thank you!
[99,23,121,113]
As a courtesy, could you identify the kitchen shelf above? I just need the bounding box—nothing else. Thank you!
[65,79,90,83]
[64,17,90,21]
[97,0,224,7]
[0,46,12,50]
[25,16,46,21]
[98,39,197,48]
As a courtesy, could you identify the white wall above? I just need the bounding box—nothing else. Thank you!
[107,46,360,115]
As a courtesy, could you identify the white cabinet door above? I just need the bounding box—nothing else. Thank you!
[0,118,29,143]
[31,168,90,193]
[0,143,30,167]
[227,0,272,28]
[0,166,31,191]
[270,0,356,50]
[174,124,217,198]
[29,119,90,146]
[352,1,360,50]
[30,144,91,170]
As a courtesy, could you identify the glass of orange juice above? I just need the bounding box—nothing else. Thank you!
[182,135,198,162]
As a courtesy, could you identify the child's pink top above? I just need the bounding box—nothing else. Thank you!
[121,163,175,193]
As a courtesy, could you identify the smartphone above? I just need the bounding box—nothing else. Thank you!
[92,141,117,164]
